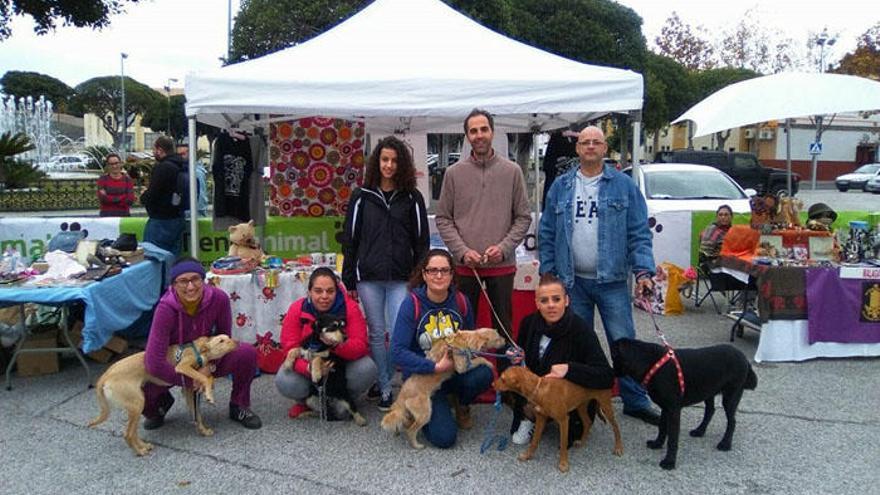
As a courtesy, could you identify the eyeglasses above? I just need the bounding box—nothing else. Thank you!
[577,139,606,146]
[310,287,336,296]
[107,161,121,166]
[174,276,203,288]
[424,267,452,276]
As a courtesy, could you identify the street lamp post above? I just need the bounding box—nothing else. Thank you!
[810,29,837,189]
[164,77,178,138]
[120,52,128,160]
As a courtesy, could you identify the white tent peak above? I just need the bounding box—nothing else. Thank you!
[672,72,880,138]
[185,0,643,133]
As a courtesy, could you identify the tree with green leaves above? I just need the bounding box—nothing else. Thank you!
[72,76,164,148]
[0,71,76,113]
[690,67,759,150]
[0,1,139,41]
[653,12,715,70]
[643,52,694,152]
[0,132,46,189]
[835,23,880,79]
[717,10,797,75]
[230,0,369,63]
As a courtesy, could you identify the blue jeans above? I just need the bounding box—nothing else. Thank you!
[569,277,652,413]
[423,364,493,449]
[357,280,408,396]
[143,216,185,257]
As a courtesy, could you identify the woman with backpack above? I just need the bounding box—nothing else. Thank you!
[390,249,493,449]
[342,136,429,411]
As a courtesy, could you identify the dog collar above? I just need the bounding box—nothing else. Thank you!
[176,342,204,368]
[641,347,685,397]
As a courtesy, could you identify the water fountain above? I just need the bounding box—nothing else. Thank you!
[0,94,55,164]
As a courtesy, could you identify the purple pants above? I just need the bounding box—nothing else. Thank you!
[142,343,258,418]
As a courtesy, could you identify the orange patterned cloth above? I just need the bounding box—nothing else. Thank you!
[720,225,760,260]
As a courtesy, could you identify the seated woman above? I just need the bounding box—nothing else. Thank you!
[276,267,377,419]
[506,273,614,446]
[391,248,493,449]
[699,204,734,266]
[143,257,262,430]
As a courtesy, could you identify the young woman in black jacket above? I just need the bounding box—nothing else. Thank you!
[342,136,429,410]
[507,273,615,445]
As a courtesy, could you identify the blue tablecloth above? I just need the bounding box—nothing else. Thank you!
[0,243,174,353]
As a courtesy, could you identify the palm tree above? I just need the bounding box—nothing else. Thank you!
[0,132,46,189]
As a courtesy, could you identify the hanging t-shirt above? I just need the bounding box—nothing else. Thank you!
[571,170,600,278]
[212,133,253,222]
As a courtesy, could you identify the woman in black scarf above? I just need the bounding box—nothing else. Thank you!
[507,273,614,445]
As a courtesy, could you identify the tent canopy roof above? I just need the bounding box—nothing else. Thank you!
[185,0,643,133]
[673,72,880,138]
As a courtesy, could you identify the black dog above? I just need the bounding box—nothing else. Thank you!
[300,314,366,426]
[611,338,757,470]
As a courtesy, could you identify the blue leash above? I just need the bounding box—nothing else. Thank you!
[479,391,509,454]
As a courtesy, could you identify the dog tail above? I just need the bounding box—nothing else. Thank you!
[745,365,758,390]
[380,405,405,433]
[88,382,110,428]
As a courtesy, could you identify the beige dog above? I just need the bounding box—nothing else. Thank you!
[88,335,238,456]
[381,328,505,449]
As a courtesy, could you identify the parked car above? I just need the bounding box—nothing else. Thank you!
[624,163,755,214]
[38,154,94,172]
[864,172,880,194]
[654,150,799,196]
[834,163,880,192]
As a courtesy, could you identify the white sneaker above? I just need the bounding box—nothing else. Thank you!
[512,419,534,445]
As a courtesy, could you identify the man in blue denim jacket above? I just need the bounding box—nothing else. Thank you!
[538,125,660,425]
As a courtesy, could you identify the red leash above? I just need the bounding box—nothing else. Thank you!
[635,293,686,397]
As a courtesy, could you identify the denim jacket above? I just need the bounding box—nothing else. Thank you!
[538,165,655,288]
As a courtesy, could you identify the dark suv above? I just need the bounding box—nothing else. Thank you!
[655,150,799,195]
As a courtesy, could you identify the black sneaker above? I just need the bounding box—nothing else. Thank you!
[366,383,382,402]
[143,415,165,430]
[623,407,661,426]
[378,392,393,412]
[229,405,262,429]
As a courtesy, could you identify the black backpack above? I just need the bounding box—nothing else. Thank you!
[171,163,198,212]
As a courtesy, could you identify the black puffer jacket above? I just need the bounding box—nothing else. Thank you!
[342,187,429,290]
[140,153,186,219]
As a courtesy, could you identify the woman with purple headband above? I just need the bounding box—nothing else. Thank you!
[142,257,262,430]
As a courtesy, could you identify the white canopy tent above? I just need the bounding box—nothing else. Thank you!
[672,72,880,192]
[183,0,644,255]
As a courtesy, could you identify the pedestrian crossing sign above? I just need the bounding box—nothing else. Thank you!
[809,142,823,155]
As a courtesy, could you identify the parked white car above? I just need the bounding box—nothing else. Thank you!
[835,163,880,192]
[864,173,880,194]
[624,163,755,214]
[38,154,93,172]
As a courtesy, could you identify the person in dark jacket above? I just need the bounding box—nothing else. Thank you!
[505,273,614,446]
[342,136,429,410]
[141,136,186,255]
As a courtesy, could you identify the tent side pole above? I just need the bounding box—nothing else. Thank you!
[785,118,792,195]
[188,118,199,258]
[533,133,540,216]
[632,112,642,187]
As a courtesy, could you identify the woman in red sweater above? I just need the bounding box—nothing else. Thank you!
[275,267,376,419]
[96,153,135,216]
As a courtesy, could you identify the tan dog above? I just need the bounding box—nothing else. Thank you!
[493,366,623,473]
[88,335,238,456]
[381,328,505,449]
[380,341,451,449]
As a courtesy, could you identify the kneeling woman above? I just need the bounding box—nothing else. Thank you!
[507,273,614,446]
[276,267,377,419]
[391,249,493,448]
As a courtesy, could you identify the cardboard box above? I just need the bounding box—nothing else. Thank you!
[16,329,60,377]
[87,348,114,363]
[103,336,128,355]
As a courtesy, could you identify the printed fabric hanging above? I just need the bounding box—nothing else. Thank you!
[268,117,365,217]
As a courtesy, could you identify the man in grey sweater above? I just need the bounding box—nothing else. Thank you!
[436,108,532,353]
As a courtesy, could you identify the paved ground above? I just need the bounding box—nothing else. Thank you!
[2,293,879,495]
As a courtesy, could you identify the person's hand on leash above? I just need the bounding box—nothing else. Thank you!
[463,249,483,268]
[544,363,568,379]
[637,275,654,298]
[484,245,503,264]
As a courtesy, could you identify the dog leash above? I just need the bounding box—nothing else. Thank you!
[470,268,522,353]
[635,293,686,397]
[479,391,509,454]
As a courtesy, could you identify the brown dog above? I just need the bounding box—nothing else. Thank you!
[381,328,504,449]
[493,366,623,473]
[88,335,238,456]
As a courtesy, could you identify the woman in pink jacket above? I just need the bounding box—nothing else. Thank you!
[276,267,377,419]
